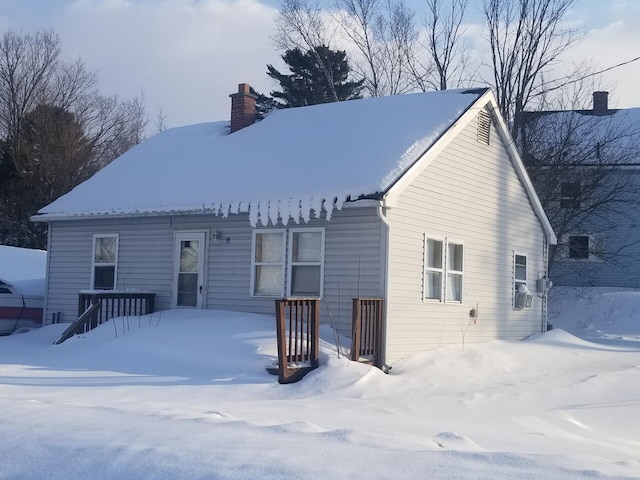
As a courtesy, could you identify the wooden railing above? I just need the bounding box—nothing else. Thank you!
[77,291,155,324]
[350,298,384,369]
[54,291,155,345]
[273,298,320,384]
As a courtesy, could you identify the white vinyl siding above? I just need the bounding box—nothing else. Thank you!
[384,108,548,362]
[43,208,384,333]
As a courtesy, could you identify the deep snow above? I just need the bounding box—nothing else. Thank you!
[0,289,639,479]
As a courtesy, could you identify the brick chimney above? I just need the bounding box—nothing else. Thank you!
[229,83,257,133]
[593,91,609,114]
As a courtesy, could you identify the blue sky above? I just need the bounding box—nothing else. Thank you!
[1,0,638,129]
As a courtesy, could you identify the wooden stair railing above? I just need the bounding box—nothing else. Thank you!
[54,291,155,345]
[271,298,320,384]
[53,302,100,345]
[350,297,384,369]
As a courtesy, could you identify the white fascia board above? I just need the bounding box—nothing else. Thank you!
[485,97,557,245]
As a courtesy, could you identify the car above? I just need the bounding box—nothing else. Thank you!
[0,245,47,335]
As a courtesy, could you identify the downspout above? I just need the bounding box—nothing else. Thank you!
[43,222,52,325]
[376,201,391,372]
[542,235,549,332]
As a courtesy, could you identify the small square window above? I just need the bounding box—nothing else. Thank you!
[569,236,589,259]
[560,181,581,208]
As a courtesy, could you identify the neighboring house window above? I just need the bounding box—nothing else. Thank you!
[477,110,491,145]
[423,236,444,301]
[288,228,325,297]
[446,241,464,303]
[251,229,285,297]
[568,235,589,260]
[92,234,119,290]
[560,181,581,208]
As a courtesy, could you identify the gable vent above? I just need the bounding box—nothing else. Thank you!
[477,110,491,145]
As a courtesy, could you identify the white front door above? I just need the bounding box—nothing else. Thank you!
[173,232,206,308]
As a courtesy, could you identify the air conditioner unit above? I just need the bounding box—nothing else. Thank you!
[515,284,533,309]
[515,292,533,309]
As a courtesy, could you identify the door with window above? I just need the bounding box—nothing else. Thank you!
[173,232,206,308]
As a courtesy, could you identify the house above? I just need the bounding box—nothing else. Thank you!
[0,245,47,335]
[32,84,556,364]
[522,92,640,289]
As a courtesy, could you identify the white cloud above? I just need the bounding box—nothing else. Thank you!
[26,0,280,128]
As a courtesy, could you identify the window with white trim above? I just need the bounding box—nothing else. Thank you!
[92,234,119,290]
[251,229,285,297]
[423,236,444,301]
[513,253,528,307]
[446,241,464,303]
[288,228,325,297]
[251,227,326,298]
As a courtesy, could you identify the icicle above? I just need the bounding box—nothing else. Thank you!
[269,199,280,227]
[301,197,312,223]
[249,202,259,227]
[259,200,269,226]
[311,196,323,219]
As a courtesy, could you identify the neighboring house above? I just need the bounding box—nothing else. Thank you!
[522,92,640,289]
[0,245,47,335]
[32,84,556,364]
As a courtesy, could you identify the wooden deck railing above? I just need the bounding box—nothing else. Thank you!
[54,291,155,345]
[350,298,384,369]
[273,298,320,384]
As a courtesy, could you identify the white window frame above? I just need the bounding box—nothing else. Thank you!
[250,229,286,297]
[513,252,528,308]
[423,234,445,302]
[91,233,119,290]
[445,239,464,304]
[287,227,325,298]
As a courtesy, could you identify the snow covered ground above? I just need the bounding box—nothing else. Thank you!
[0,288,639,479]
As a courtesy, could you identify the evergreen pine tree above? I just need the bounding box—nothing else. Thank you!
[262,45,364,110]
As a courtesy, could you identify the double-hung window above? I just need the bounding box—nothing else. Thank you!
[251,228,325,298]
[251,230,285,297]
[446,241,464,303]
[288,228,325,297]
[92,234,119,290]
[424,236,444,301]
[423,236,464,303]
[513,252,533,309]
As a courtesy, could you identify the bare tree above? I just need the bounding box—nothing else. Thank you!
[521,91,640,279]
[0,29,147,248]
[422,0,474,90]
[275,0,343,101]
[483,0,580,141]
[333,0,418,96]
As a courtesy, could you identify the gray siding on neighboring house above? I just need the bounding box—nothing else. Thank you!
[44,206,384,332]
[384,110,548,362]
[551,169,640,289]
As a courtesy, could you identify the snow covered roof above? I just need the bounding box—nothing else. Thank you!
[0,245,47,296]
[35,89,487,226]
[524,107,640,165]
